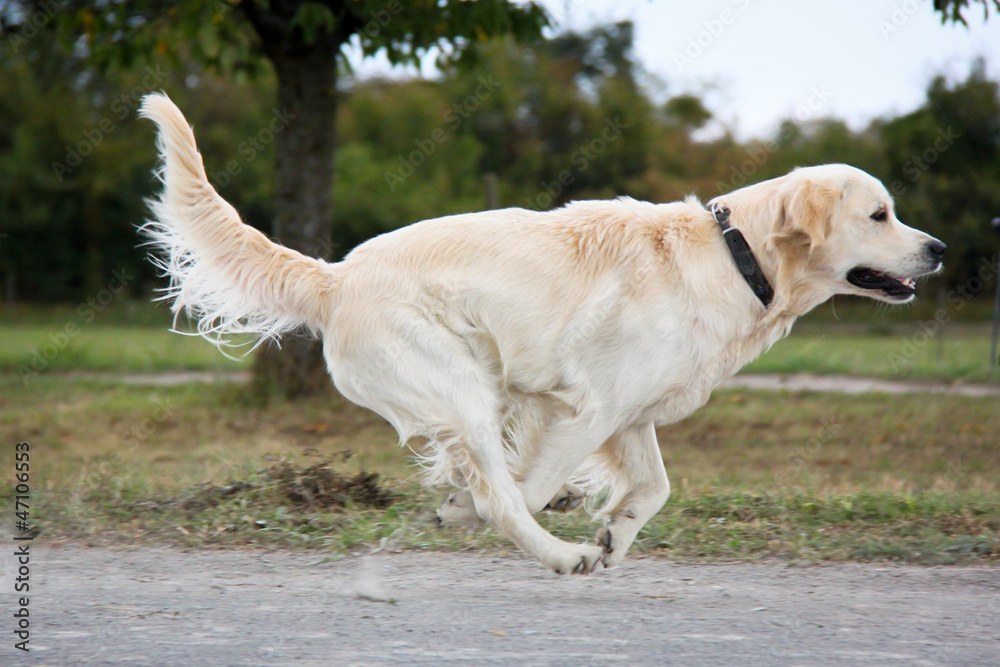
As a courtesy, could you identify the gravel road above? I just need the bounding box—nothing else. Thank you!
[12,545,1000,666]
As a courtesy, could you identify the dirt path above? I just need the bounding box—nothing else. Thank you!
[720,373,1000,397]
[15,546,1000,666]
[68,370,1000,397]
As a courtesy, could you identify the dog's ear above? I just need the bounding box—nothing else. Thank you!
[774,180,839,252]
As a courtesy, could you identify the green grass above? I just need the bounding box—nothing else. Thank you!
[3,298,998,563]
[0,300,249,374]
[0,301,175,327]
[29,471,999,565]
[0,325,248,374]
[745,330,1000,383]
[2,376,997,564]
[2,300,998,381]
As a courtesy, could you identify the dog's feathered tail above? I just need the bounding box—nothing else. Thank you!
[139,92,339,355]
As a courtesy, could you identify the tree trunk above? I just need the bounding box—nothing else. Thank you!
[251,43,339,399]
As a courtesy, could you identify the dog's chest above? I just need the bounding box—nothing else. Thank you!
[638,312,794,425]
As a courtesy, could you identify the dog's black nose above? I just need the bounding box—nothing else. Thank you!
[927,240,946,260]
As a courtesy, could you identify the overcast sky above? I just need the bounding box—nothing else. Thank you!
[347,0,1000,141]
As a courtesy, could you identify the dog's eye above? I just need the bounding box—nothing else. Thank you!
[871,209,888,222]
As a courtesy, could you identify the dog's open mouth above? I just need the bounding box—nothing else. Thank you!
[846,268,917,299]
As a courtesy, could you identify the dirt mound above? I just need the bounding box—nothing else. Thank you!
[262,459,396,510]
[167,457,396,513]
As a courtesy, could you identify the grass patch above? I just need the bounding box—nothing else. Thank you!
[2,325,997,381]
[745,329,1000,383]
[2,300,999,381]
[0,325,249,374]
[644,492,999,564]
[2,375,998,564]
[20,465,997,565]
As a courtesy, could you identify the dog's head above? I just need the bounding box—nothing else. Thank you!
[717,164,945,311]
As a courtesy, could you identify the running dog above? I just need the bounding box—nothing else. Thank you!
[139,93,944,574]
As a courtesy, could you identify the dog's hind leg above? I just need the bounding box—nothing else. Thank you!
[436,489,484,527]
[542,482,587,512]
[343,323,603,574]
[437,480,585,527]
[593,422,670,568]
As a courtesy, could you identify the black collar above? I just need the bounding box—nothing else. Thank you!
[709,203,774,308]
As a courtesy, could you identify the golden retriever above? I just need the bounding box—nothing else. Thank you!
[139,93,945,574]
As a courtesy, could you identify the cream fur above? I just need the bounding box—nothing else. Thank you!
[139,93,339,354]
[141,93,944,574]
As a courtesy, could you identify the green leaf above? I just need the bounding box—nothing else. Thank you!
[290,2,337,46]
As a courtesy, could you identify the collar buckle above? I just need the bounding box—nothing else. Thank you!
[709,203,774,308]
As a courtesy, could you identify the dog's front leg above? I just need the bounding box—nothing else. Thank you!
[594,422,670,568]
[451,413,605,574]
[515,412,620,516]
[439,410,615,526]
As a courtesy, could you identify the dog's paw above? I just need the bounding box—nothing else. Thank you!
[548,544,605,576]
[597,523,615,559]
[435,491,484,528]
[596,520,634,568]
[542,483,587,513]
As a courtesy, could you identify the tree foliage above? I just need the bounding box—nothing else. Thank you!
[1,0,551,397]
[932,0,1000,24]
[1,0,548,73]
[0,12,998,311]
